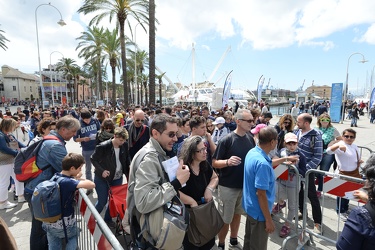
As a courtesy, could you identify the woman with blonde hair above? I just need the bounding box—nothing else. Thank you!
[315,113,342,197]
[0,118,26,209]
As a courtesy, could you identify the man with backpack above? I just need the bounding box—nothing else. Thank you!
[127,114,190,249]
[23,115,81,250]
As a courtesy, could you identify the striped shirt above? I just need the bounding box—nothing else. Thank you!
[295,129,323,170]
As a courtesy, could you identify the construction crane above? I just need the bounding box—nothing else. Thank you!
[266,78,271,89]
[299,79,305,91]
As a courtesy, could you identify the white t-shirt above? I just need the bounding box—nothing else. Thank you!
[327,141,359,172]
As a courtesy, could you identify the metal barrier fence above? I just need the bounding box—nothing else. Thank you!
[271,163,302,250]
[75,188,125,250]
[298,169,365,249]
[358,146,373,170]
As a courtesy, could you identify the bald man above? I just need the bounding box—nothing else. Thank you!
[125,110,150,160]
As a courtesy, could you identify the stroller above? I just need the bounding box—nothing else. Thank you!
[108,183,130,248]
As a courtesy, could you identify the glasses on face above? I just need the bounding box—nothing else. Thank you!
[286,141,297,145]
[343,135,355,139]
[135,119,145,122]
[104,127,113,130]
[240,119,254,123]
[284,121,291,124]
[163,131,178,138]
[320,119,330,122]
[196,147,207,153]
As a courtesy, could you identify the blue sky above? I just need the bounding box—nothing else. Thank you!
[1,0,375,98]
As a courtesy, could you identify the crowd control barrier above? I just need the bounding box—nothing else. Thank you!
[298,169,365,249]
[75,188,125,250]
[272,163,303,250]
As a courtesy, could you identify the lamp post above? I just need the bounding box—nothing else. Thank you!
[134,22,146,105]
[341,52,368,123]
[35,3,66,108]
[49,51,64,107]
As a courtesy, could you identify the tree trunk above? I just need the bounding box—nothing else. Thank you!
[159,80,162,106]
[111,65,116,105]
[119,17,128,106]
[149,0,156,105]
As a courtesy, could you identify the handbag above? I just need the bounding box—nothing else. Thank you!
[339,150,361,178]
[187,199,224,246]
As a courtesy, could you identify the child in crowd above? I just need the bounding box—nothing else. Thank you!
[212,117,229,145]
[42,153,95,250]
[272,133,306,238]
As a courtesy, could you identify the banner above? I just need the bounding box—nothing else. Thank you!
[370,88,375,108]
[330,83,344,123]
[222,70,233,108]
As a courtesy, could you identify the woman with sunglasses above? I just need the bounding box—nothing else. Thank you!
[316,113,342,197]
[179,135,219,249]
[96,119,115,145]
[274,114,295,150]
[326,128,363,221]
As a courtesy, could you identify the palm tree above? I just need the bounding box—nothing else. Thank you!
[0,24,10,51]
[76,26,105,99]
[56,58,79,105]
[128,49,149,103]
[78,79,89,103]
[102,28,121,104]
[78,0,149,107]
[140,73,148,105]
[149,0,156,105]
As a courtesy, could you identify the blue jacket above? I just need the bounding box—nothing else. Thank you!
[74,118,100,151]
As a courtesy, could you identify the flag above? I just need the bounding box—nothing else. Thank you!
[222,70,233,108]
[370,87,375,108]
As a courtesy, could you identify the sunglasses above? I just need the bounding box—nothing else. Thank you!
[104,127,113,130]
[343,135,355,139]
[240,119,254,123]
[163,132,178,138]
[284,121,291,124]
[135,119,145,122]
[320,119,330,122]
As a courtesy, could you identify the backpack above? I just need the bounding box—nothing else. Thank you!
[14,135,59,182]
[128,147,189,250]
[31,174,65,223]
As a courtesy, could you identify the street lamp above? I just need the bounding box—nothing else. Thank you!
[35,3,66,108]
[341,52,368,123]
[49,51,64,107]
[134,22,147,105]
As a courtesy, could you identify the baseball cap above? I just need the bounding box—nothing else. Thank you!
[250,124,267,135]
[212,117,225,125]
[284,132,298,143]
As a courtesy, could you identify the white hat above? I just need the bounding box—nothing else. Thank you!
[212,117,225,125]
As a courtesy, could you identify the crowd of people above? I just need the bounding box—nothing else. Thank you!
[0,101,374,250]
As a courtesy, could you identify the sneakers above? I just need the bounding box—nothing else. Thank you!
[0,201,17,210]
[313,223,322,234]
[272,202,286,214]
[18,196,26,203]
[228,242,243,249]
[339,212,349,222]
[279,225,291,238]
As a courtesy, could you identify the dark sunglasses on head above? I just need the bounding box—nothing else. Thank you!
[343,135,355,139]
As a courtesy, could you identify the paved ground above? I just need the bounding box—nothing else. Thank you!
[0,106,374,250]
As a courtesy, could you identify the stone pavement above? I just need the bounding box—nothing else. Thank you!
[0,106,374,249]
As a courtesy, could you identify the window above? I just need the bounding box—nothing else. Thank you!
[13,86,16,91]
[30,86,32,92]
[0,84,4,91]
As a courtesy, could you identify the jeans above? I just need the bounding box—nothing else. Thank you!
[317,153,335,191]
[82,150,94,181]
[299,174,322,224]
[25,192,48,250]
[351,117,358,126]
[337,197,350,213]
[42,223,77,250]
[371,114,375,123]
[94,176,123,222]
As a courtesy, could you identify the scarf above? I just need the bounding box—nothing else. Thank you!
[128,123,144,148]
[97,130,114,143]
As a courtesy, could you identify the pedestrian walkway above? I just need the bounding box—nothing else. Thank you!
[1,108,374,249]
